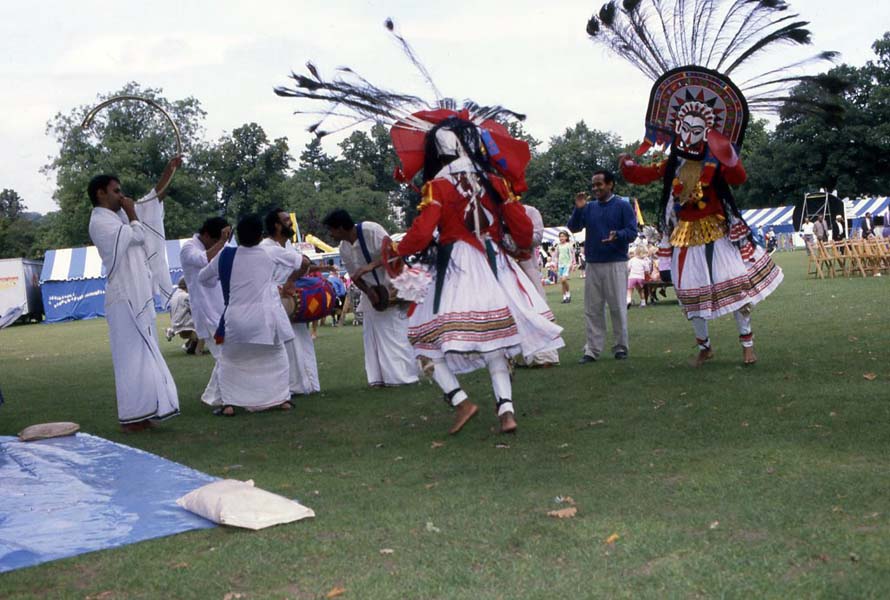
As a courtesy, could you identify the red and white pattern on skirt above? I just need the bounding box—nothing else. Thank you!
[672,236,783,320]
[405,241,564,374]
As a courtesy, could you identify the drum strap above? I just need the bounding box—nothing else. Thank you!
[213,246,237,344]
[356,222,381,287]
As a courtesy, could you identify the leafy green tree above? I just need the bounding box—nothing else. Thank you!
[197,122,291,220]
[42,82,218,248]
[523,121,623,225]
[0,189,38,258]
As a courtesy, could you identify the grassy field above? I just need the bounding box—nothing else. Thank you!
[1,252,889,599]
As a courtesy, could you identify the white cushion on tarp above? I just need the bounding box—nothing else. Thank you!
[18,422,80,441]
[176,479,315,530]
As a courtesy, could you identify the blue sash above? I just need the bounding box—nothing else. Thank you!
[213,246,237,344]
[356,222,381,287]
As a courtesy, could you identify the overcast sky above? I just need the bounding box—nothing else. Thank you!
[1,0,887,214]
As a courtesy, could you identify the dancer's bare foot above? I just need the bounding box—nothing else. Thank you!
[689,348,714,367]
[279,401,294,411]
[742,346,757,365]
[498,411,518,434]
[448,401,478,435]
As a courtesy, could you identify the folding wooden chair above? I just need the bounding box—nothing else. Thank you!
[806,240,827,279]
[844,239,869,278]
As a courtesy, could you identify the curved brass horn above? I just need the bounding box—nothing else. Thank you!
[81,95,183,155]
[81,96,183,196]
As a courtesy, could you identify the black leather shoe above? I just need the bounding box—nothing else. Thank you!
[614,351,628,360]
[578,354,597,364]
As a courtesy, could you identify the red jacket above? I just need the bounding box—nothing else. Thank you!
[397,175,532,257]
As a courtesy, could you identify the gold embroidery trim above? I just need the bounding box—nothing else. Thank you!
[670,214,727,247]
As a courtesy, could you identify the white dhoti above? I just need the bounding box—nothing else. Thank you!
[672,237,783,320]
[361,302,419,386]
[408,241,564,375]
[219,342,290,410]
[286,323,320,395]
[106,300,179,424]
[200,339,224,407]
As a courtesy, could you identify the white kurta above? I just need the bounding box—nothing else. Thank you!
[180,235,225,406]
[260,238,320,395]
[339,222,418,386]
[88,201,179,424]
[200,245,292,409]
[134,190,174,308]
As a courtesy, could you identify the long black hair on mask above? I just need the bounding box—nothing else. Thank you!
[421,117,505,204]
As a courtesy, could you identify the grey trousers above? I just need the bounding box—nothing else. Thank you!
[583,261,629,358]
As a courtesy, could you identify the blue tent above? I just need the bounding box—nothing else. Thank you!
[741,206,795,233]
[39,239,188,323]
[845,197,889,232]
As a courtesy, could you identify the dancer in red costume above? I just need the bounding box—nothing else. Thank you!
[586,0,839,366]
[275,19,563,434]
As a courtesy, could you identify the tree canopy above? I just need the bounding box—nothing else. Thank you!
[1,32,886,260]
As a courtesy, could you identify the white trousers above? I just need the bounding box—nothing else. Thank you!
[362,302,418,386]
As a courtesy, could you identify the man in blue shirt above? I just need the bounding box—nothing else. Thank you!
[567,169,638,363]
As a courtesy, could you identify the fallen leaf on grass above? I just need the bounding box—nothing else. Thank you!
[424,482,438,490]
[554,496,576,505]
[588,419,605,426]
[863,373,877,381]
[379,548,395,555]
[326,587,347,598]
[849,553,860,562]
[604,533,620,544]
[223,594,244,600]
[495,443,510,449]
[848,335,858,342]
[170,561,189,569]
[741,421,749,428]
[547,507,577,519]
[425,521,441,533]
[86,593,115,600]
[430,441,445,449]
[709,520,720,529]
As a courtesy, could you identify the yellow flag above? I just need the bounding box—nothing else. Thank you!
[633,199,645,226]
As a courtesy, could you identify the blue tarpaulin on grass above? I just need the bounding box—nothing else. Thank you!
[0,433,217,573]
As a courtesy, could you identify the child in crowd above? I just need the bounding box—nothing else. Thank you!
[626,245,651,308]
[552,230,576,303]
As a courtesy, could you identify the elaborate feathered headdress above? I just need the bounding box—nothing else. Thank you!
[586,0,840,155]
[274,19,532,191]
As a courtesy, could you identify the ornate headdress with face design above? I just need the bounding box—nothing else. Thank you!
[586,1,839,167]
[274,19,531,194]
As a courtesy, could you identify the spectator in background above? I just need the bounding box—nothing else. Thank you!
[862,212,875,239]
[801,217,815,255]
[552,229,576,303]
[832,215,846,242]
[626,245,651,308]
[166,278,200,354]
[812,214,828,244]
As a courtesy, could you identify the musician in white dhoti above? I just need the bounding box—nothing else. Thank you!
[180,216,231,405]
[87,160,181,431]
[323,210,419,388]
[199,215,294,416]
[260,208,318,396]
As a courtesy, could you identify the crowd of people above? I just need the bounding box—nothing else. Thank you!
[84,0,830,435]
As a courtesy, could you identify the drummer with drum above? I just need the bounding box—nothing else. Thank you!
[323,209,419,388]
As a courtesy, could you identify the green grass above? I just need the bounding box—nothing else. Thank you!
[1,252,889,599]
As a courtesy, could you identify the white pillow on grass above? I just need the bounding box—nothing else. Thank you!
[18,422,80,441]
[176,479,315,530]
